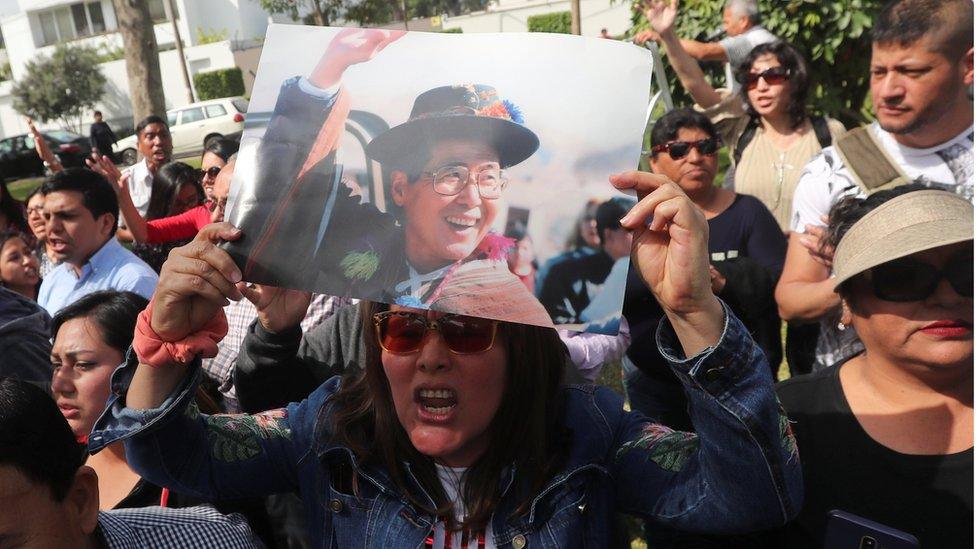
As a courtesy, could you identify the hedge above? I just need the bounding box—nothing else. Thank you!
[527,12,571,34]
[193,67,245,101]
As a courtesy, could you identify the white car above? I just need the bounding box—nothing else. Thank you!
[116,97,248,165]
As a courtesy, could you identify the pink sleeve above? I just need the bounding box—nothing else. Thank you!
[145,206,210,243]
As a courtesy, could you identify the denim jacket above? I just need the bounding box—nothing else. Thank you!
[90,305,801,548]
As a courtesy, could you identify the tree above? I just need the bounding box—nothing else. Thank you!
[112,0,166,126]
[260,0,341,26]
[629,0,884,127]
[262,0,491,28]
[12,44,106,132]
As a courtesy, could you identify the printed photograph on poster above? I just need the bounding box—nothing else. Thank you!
[223,25,652,332]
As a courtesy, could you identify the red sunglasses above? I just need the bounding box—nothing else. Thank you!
[373,311,498,354]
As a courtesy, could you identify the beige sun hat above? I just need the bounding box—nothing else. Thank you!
[832,190,974,291]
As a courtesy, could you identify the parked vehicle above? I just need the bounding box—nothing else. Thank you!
[0,130,91,180]
[116,97,248,165]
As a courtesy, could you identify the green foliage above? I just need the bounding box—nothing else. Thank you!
[12,44,106,130]
[0,63,10,82]
[95,43,126,63]
[629,0,885,127]
[440,27,464,33]
[193,68,245,101]
[197,27,229,44]
[528,11,573,34]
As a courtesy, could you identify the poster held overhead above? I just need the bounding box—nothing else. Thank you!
[224,25,652,331]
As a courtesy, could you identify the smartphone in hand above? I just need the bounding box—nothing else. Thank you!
[823,510,920,549]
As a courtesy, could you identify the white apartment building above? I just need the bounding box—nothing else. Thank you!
[441,0,633,36]
[0,0,280,137]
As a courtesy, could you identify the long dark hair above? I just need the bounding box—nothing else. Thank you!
[0,181,29,234]
[144,162,203,221]
[736,41,812,130]
[329,301,568,535]
[51,290,148,353]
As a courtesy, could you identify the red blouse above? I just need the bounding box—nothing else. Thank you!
[145,205,210,244]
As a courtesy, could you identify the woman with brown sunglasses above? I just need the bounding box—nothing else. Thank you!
[644,0,845,232]
[86,171,802,547]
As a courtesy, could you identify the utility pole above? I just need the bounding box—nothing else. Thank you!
[167,0,195,103]
[570,0,581,35]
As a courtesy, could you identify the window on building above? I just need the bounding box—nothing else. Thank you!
[148,0,169,23]
[36,2,108,46]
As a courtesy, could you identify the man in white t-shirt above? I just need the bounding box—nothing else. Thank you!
[635,0,777,89]
[122,115,173,217]
[776,0,974,370]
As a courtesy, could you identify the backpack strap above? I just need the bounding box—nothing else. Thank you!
[811,115,832,149]
[732,118,759,167]
[834,126,912,194]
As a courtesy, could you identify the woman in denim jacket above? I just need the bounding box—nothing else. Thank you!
[89,170,802,547]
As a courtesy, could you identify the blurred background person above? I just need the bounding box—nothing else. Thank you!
[505,223,537,293]
[0,231,40,301]
[89,111,118,162]
[24,186,59,277]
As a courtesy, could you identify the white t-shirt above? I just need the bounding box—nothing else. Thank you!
[430,464,497,549]
[789,122,974,369]
[720,26,778,89]
[123,158,155,217]
[791,123,974,233]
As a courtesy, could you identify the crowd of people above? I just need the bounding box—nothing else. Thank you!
[0,0,971,547]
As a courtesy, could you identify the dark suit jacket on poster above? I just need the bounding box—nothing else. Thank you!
[224,79,551,327]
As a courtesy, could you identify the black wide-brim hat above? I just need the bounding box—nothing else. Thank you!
[365,84,540,169]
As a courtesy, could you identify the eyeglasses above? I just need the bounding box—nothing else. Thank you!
[422,164,508,200]
[651,137,721,160]
[743,66,791,90]
[199,166,221,181]
[373,310,498,354]
[26,205,44,215]
[865,252,973,302]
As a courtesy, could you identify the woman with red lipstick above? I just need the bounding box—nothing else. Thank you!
[86,171,803,547]
[775,186,974,548]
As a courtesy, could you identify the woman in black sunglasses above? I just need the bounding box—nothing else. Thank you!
[86,171,802,547]
[774,186,973,549]
[644,0,845,231]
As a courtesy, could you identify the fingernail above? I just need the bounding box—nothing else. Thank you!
[619,215,632,226]
[231,270,242,283]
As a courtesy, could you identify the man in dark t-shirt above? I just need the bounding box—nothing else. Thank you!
[89,111,118,159]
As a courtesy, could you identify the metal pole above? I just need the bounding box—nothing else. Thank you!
[167,0,195,103]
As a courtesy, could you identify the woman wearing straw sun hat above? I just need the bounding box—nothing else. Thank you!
[775,185,974,548]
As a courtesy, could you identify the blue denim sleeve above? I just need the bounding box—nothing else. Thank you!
[89,349,331,501]
[608,302,802,534]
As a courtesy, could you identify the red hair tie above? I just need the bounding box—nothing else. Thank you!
[132,298,228,368]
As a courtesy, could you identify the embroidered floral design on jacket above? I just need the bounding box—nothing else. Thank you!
[616,423,699,472]
[205,409,291,462]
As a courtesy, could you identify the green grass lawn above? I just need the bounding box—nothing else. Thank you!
[8,177,44,201]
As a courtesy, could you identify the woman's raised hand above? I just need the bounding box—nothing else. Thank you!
[309,28,406,89]
[152,223,244,342]
[86,154,122,188]
[611,171,723,356]
[643,0,679,36]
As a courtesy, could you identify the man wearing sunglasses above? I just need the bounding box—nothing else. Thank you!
[225,28,552,327]
[777,0,973,371]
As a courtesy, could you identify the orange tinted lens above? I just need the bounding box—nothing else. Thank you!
[380,314,427,353]
[439,316,495,353]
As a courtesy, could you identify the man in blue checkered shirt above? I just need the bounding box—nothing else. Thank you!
[0,378,259,548]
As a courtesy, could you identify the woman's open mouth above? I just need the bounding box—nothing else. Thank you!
[416,387,458,418]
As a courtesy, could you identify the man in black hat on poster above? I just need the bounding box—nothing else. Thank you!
[227,28,551,326]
